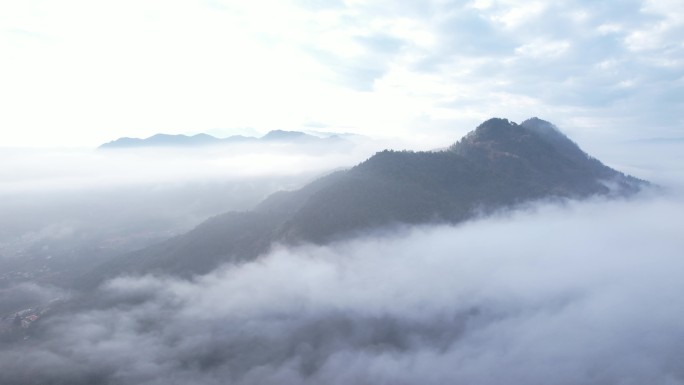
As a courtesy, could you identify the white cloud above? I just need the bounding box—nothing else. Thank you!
[3,192,684,384]
[514,39,571,58]
[0,0,682,147]
[0,140,382,194]
[489,1,547,29]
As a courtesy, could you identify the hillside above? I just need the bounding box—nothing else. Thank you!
[79,118,648,284]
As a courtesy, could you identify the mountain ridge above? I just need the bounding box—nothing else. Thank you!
[98,130,347,149]
[78,117,648,286]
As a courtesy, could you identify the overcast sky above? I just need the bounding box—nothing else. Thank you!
[1,0,683,147]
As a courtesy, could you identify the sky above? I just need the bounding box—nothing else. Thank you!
[1,0,683,148]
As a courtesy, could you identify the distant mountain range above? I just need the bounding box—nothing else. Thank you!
[79,117,648,286]
[98,130,351,149]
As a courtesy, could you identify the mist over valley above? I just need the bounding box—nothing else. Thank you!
[2,117,683,384]
[2,0,683,383]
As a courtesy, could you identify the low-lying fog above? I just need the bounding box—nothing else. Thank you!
[0,139,381,296]
[0,138,683,384]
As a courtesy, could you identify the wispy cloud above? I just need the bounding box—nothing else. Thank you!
[0,0,681,146]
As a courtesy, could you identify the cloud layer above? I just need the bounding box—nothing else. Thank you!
[3,193,683,384]
[0,140,379,194]
[1,0,682,146]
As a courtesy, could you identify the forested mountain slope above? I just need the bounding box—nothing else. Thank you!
[79,118,647,285]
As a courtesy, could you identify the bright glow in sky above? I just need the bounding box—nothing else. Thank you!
[1,0,683,147]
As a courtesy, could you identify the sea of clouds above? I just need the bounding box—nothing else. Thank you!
[2,191,684,384]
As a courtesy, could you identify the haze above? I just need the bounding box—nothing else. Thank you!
[1,0,683,147]
[1,1,683,384]
[2,154,683,384]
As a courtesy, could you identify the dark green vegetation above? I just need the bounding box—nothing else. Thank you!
[80,117,647,285]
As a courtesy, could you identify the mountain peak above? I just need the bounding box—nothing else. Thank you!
[521,116,555,129]
[468,117,566,140]
[84,117,649,283]
[520,117,565,138]
[450,117,580,156]
[261,130,313,141]
[453,118,520,144]
[474,117,518,135]
[480,117,516,127]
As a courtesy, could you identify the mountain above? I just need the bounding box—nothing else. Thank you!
[261,130,313,141]
[98,130,341,149]
[99,133,224,148]
[79,118,648,285]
